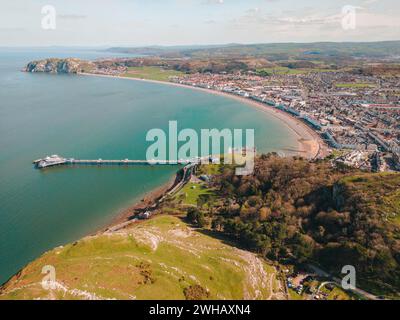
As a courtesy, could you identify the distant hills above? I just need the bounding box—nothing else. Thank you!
[107,41,400,60]
[23,41,400,77]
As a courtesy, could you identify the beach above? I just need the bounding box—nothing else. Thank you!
[79,72,330,231]
[80,73,328,160]
[3,58,312,284]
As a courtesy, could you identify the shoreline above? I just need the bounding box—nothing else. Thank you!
[79,72,330,230]
[96,170,179,232]
[1,70,330,286]
[79,72,329,160]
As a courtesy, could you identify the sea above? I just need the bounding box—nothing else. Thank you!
[0,48,298,284]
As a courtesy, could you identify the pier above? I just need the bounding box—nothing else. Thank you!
[32,149,252,169]
[33,155,208,169]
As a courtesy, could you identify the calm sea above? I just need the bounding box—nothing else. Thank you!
[0,49,298,284]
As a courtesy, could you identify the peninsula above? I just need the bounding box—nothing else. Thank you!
[24,57,328,160]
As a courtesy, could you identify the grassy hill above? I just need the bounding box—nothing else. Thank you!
[2,156,398,300]
[0,215,284,300]
[336,173,400,225]
[107,41,400,60]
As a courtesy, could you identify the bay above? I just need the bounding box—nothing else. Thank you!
[0,49,298,284]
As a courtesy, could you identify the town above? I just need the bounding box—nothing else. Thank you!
[167,70,400,172]
[25,55,400,172]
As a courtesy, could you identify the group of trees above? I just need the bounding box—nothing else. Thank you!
[186,207,207,228]
[186,154,400,296]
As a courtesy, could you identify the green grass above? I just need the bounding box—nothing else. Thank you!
[257,67,336,76]
[122,66,184,82]
[308,68,337,73]
[288,289,303,300]
[339,172,400,225]
[174,182,214,206]
[326,287,355,300]
[0,215,278,300]
[335,83,376,88]
[325,149,348,160]
[198,164,222,176]
[257,67,305,75]
[288,283,355,300]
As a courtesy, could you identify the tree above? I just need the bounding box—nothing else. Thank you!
[259,207,271,221]
[290,233,315,263]
[197,211,207,228]
[187,207,200,224]
[187,207,207,228]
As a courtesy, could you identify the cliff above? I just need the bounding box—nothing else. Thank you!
[24,58,94,74]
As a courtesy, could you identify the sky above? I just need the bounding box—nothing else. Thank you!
[0,0,399,47]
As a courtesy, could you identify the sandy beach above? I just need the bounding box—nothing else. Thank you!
[80,72,330,230]
[80,73,328,160]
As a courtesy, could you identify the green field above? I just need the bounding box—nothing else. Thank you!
[257,66,336,76]
[198,164,222,176]
[288,288,303,300]
[0,215,282,300]
[174,182,215,206]
[123,66,184,81]
[335,83,376,88]
[257,67,306,75]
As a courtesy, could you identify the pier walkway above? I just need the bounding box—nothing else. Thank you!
[33,155,210,169]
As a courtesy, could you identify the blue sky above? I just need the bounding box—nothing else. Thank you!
[0,0,399,46]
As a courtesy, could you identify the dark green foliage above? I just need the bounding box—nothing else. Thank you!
[186,207,207,227]
[204,154,400,296]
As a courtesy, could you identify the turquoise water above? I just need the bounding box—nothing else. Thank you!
[0,50,298,284]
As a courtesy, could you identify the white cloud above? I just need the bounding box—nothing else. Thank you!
[225,4,400,43]
[58,14,87,20]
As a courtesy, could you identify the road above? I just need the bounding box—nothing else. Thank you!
[307,264,380,300]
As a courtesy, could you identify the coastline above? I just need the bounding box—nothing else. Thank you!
[0,70,331,287]
[79,72,329,160]
[78,72,330,230]
[102,173,178,231]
